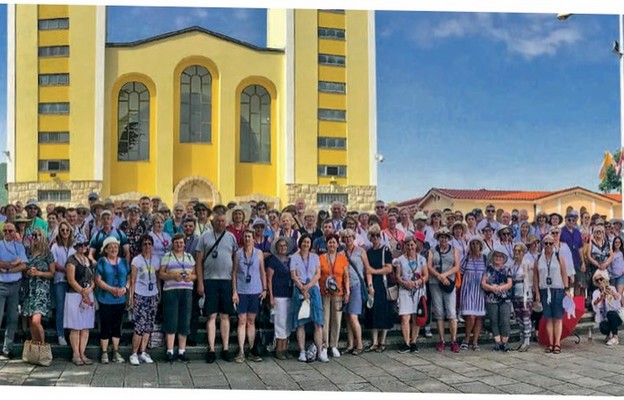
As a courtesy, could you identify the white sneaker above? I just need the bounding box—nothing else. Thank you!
[607,336,617,346]
[424,327,433,338]
[298,350,307,362]
[58,336,68,346]
[331,347,341,358]
[318,348,329,362]
[129,353,140,366]
[139,352,154,364]
[614,336,620,345]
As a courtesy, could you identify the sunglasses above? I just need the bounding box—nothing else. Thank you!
[486,210,495,213]
[60,228,70,233]
[3,229,14,233]
[370,233,381,238]
[551,231,560,235]
[596,278,606,283]
[566,218,576,222]
[76,242,88,247]
[544,242,554,246]
[432,214,441,218]
[142,242,153,247]
[500,232,510,236]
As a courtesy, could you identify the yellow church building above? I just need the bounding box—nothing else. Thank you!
[6,5,378,210]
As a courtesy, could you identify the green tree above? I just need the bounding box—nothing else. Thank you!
[599,149,622,193]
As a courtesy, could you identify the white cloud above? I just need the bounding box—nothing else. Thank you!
[388,13,584,60]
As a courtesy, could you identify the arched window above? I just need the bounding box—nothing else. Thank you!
[566,206,574,218]
[180,65,212,143]
[240,85,270,163]
[117,81,149,161]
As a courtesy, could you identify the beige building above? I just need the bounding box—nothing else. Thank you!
[397,187,622,220]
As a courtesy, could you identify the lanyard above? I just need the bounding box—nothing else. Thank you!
[302,253,310,278]
[171,252,187,273]
[242,248,254,276]
[142,255,153,284]
[326,252,336,276]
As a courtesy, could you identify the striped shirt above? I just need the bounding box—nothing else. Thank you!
[160,251,194,291]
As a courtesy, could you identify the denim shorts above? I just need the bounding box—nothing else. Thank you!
[611,275,624,288]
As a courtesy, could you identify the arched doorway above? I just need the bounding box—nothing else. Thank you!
[173,176,220,207]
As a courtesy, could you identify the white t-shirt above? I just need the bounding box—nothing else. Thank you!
[555,242,574,278]
[131,254,161,297]
[51,243,76,284]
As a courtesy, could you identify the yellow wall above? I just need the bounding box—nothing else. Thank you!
[38,5,68,19]
[15,5,39,182]
[293,10,319,184]
[318,39,346,56]
[105,31,284,205]
[39,86,69,102]
[318,11,345,29]
[68,6,99,182]
[38,30,69,46]
[318,92,346,110]
[346,10,372,186]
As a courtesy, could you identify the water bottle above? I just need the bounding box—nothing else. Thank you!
[269,308,275,324]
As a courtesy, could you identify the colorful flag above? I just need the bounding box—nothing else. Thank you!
[598,150,614,180]
[617,148,624,178]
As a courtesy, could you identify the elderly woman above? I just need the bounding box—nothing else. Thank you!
[534,234,568,354]
[428,227,461,352]
[424,209,443,249]
[51,221,75,346]
[509,243,535,351]
[159,233,196,363]
[149,213,172,259]
[277,213,300,254]
[395,233,428,354]
[128,234,160,366]
[396,208,415,236]
[482,249,513,352]
[64,234,95,365]
[534,212,551,241]
[21,228,55,348]
[227,206,248,247]
[232,229,268,363]
[459,236,487,351]
[266,237,293,360]
[341,228,373,355]
[266,209,281,239]
[164,203,186,237]
[591,270,623,345]
[300,210,322,243]
[364,224,394,352]
[318,233,349,359]
[94,237,130,364]
[290,234,326,362]
[464,212,479,242]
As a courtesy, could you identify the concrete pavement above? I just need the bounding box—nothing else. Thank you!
[1,335,623,395]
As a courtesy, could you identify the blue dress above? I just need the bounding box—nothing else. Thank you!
[460,255,487,316]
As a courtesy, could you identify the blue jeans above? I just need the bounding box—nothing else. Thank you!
[0,281,21,353]
[54,282,68,337]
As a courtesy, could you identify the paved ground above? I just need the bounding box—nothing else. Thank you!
[1,336,623,395]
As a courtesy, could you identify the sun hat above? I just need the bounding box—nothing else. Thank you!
[194,202,210,212]
[73,233,89,248]
[488,247,509,265]
[609,218,623,226]
[451,221,466,234]
[414,211,428,221]
[127,203,140,212]
[100,236,120,254]
[526,234,540,245]
[549,212,563,225]
[14,216,32,224]
[592,269,609,285]
[536,211,548,220]
[434,227,452,240]
[496,225,513,238]
[481,224,494,232]
[468,236,485,249]
[76,204,89,212]
[87,192,99,201]
[25,199,41,211]
[101,210,112,217]
[566,210,579,219]
[251,217,266,228]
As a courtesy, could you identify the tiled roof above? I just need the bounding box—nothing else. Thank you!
[397,186,622,206]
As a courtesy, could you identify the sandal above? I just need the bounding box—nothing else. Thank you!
[545,345,554,353]
[345,347,354,354]
[553,345,561,354]
[72,356,85,366]
[364,344,377,352]
[352,348,363,356]
[375,344,386,353]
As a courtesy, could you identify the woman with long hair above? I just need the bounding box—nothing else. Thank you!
[534,212,551,241]
[517,222,532,245]
[459,237,487,351]
[232,229,267,363]
[534,234,568,354]
[128,234,161,366]
[21,228,55,346]
[341,228,373,355]
[64,234,95,365]
[50,221,75,346]
[509,243,535,351]
[319,233,349,359]
[266,237,294,360]
[609,236,624,298]
[290,234,326,362]
[94,237,130,364]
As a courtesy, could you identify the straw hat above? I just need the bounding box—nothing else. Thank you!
[100,236,120,254]
[434,227,452,240]
[496,225,513,238]
[450,221,466,234]
[488,247,509,265]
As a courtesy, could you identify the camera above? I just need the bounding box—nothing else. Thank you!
[546,277,552,286]
[212,251,219,259]
[181,271,188,279]
[245,275,252,284]
[148,282,154,291]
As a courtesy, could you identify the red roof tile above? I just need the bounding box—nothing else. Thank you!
[606,193,623,202]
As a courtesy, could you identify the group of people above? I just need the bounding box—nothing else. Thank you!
[0,194,621,366]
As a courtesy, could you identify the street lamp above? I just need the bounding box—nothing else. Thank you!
[558,13,624,172]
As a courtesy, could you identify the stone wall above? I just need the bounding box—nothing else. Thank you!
[8,180,103,207]
[286,184,377,211]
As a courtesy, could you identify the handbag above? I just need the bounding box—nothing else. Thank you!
[22,340,53,366]
[298,299,311,320]
[381,246,398,301]
[415,296,428,327]
[436,246,455,294]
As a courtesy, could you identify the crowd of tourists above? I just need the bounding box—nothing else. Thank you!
[0,194,622,366]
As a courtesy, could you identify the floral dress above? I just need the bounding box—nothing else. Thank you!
[21,252,55,316]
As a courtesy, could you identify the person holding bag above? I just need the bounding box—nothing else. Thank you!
[64,234,96,366]
[364,224,394,352]
[319,233,349,359]
[427,227,461,353]
[395,233,429,354]
[341,228,373,355]
[21,228,55,366]
[290,234,325,362]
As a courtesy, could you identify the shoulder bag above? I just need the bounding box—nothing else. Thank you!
[436,246,455,294]
[381,246,399,301]
[346,249,370,306]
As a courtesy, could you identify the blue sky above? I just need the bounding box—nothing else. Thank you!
[0,6,620,202]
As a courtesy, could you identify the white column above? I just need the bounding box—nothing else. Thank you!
[93,6,106,181]
[6,4,15,183]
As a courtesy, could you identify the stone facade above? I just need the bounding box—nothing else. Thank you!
[286,184,377,211]
[8,180,103,207]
